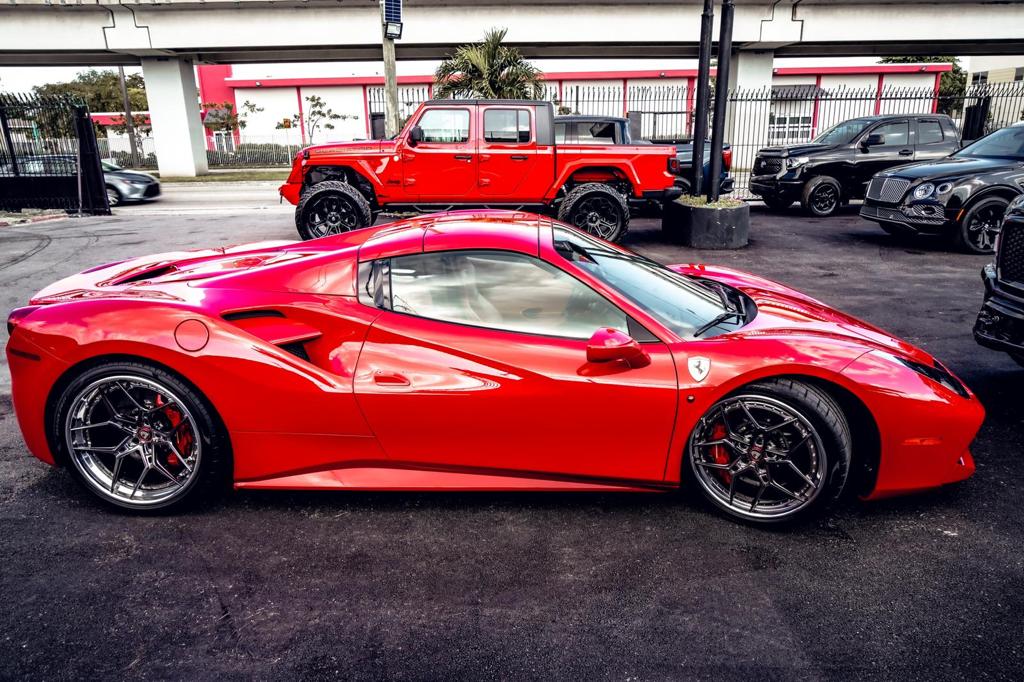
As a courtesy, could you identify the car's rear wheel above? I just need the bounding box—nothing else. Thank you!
[800,176,842,217]
[686,378,851,524]
[558,183,630,242]
[295,180,372,240]
[761,195,793,211]
[951,196,1008,254]
[53,361,229,512]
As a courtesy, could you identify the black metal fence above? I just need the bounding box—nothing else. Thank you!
[0,93,109,214]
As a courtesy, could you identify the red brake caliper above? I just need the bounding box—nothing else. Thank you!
[710,422,732,485]
[161,401,191,469]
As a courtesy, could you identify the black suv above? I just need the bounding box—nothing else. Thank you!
[750,114,960,217]
[975,194,1024,366]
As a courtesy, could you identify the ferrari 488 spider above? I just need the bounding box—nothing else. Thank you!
[6,211,982,523]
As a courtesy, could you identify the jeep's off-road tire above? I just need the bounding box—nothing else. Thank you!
[52,360,231,513]
[761,195,793,211]
[800,176,842,217]
[950,195,1008,254]
[685,378,852,525]
[558,183,630,243]
[295,180,372,240]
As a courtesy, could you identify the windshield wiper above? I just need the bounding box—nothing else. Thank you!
[692,310,745,338]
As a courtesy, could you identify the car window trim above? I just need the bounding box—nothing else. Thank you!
[414,106,473,145]
[481,106,533,145]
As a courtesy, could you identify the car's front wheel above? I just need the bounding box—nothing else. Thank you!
[295,180,372,240]
[105,185,122,207]
[686,378,851,524]
[52,361,230,512]
[952,196,1008,254]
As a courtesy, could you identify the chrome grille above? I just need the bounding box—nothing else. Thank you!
[754,156,783,175]
[998,218,1024,284]
[866,177,911,203]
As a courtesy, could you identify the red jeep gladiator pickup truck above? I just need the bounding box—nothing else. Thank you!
[279,99,681,242]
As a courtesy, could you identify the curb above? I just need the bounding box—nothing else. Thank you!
[0,213,70,228]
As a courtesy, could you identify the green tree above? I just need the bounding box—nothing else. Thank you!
[276,95,355,143]
[879,56,966,115]
[32,68,148,113]
[434,28,545,99]
[202,100,263,133]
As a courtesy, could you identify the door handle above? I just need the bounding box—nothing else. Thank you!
[898,149,913,156]
[510,155,529,161]
[373,371,411,386]
[454,154,473,161]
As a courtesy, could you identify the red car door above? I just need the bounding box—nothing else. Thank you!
[477,105,554,200]
[352,244,679,483]
[402,105,478,201]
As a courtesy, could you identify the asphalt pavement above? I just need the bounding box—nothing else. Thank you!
[1,186,1022,680]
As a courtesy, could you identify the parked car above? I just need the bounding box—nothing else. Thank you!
[6,211,983,523]
[280,100,682,243]
[750,114,961,217]
[101,160,161,207]
[860,123,1024,253]
[974,194,1024,365]
[553,115,734,195]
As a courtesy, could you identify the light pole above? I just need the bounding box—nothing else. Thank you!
[690,0,714,196]
[707,0,734,202]
[380,0,402,138]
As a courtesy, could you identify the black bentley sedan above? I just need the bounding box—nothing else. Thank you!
[975,194,1024,367]
[860,123,1024,253]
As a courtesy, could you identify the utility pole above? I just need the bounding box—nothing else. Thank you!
[707,0,734,202]
[690,0,714,196]
[117,65,140,167]
[380,0,402,138]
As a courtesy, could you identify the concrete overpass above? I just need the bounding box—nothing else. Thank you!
[3,0,1022,175]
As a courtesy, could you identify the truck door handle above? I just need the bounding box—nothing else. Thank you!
[510,155,529,161]
[899,149,913,156]
[454,154,473,161]
[373,371,411,386]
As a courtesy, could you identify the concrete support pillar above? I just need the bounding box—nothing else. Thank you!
[141,57,208,177]
[725,49,774,177]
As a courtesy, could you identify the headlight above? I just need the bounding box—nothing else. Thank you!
[882,352,969,398]
[913,183,935,200]
[786,156,809,169]
[936,182,954,195]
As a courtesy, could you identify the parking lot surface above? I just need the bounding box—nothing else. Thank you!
[1,199,1021,680]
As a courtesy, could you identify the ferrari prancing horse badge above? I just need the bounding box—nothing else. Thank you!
[688,357,711,382]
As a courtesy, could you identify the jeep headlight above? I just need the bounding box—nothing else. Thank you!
[786,156,809,169]
[913,182,935,200]
[936,182,954,195]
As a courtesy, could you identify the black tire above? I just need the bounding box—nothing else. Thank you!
[51,360,231,513]
[685,377,852,525]
[295,180,372,241]
[1010,353,1024,369]
[950,196,1008,254]
[761,195,793,211]
[800,176,842,217]
[105,185,122,208]
[557,183,630,243]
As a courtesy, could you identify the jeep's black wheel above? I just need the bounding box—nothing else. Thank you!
[558,183,630,243]
[295,180,372,240]
[801,176,842,217]
[761,195,793,211]
[952,196,1008,254]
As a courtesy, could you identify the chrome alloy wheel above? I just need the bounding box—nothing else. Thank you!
[64,375,202,507]
[688,395,827,520]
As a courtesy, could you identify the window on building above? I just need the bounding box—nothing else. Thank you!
[971,72,989,85]
[483,109,530,143]
[917,119,943,145]
[383,250,628,339]
[1015,67,1024,82]
[872,121,909,146]
[416,108,470,143]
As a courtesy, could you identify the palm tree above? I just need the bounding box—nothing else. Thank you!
[433,28,545,100]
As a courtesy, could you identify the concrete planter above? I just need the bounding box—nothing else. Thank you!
[662,199,750,249]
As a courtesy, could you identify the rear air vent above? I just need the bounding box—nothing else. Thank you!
[279,341,311,362]
[222,309,286,322]
[112,264,177,284]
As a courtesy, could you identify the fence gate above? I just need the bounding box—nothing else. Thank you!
[0,93,110,215]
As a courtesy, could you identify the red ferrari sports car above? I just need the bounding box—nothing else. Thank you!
[6,211,982,523]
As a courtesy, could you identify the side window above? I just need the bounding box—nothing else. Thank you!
[576,121,617,145]
[917,119,943,145]
[383,250,628,339]
[483,109,530,143]
[416,108,470,143]
[554,122,570,144]
[872,121,909,146]
[940,117,959,139]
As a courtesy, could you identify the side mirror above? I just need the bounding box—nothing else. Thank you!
[861,133,885,149]
[587,327,648,367]
[408,125,424,147]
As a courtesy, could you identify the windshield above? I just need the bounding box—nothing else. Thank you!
[101,161,121,172]
[552,226,744,338]
[953,126,1024,160]
[812,118,873,145]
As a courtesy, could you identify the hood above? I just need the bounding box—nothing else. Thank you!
[757,143,836,158]
[880,155,1023,181]
[303,139,394,160]
[108,170,156,183]
[671,264,932,364]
